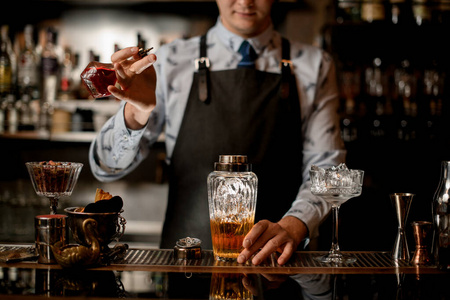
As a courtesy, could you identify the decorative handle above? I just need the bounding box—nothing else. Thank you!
[114,213,127,242]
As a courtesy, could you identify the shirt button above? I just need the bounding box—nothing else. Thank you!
[123,135,128,141]
[112,156,117,161]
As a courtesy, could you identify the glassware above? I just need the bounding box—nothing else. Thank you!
[25,161,83,214]
[207,155,258,261]
[310,164,364,264]
[80,47,153,99]
[432,161,450,270]
[80,61,116,99]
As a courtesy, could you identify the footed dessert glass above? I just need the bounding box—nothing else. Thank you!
[310,164,364,264]
[26,161,83,214]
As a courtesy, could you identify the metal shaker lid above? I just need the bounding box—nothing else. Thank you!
[35,214,67,227]
[214,155,251,172]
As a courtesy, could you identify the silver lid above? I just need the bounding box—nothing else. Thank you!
[174,237,202,260]
[214,155,251,172]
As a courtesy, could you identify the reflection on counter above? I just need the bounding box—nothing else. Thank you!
[1,267,450,299]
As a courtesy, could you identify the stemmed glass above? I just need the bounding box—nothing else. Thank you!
[26,161,83,214]
[310,165,364,264]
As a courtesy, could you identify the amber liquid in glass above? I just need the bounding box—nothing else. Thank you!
[210,216,254,261]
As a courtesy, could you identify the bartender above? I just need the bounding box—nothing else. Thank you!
[89,0,345,265]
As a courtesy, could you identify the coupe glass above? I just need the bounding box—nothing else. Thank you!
[26,161,83,214]
[310,165,364,264]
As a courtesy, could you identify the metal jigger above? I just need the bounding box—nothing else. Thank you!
[390,193,415,261]
[411,221,433,266]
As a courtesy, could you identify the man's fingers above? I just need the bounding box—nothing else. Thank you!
[129,54,157,74]
[115,63,127,79]
[108,85,128,101]
[243,220,269,249]
[251,236,283,265]
[277,242,295,265]
[237,220,298,266]
[242,276,258,295]
[111,46,139,63]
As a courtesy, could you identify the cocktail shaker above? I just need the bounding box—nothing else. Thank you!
[207,155,258,261]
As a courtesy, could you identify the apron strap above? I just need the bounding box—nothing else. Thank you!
[196,36,292,101]
[195,35,210,102]
[280,37,292,99]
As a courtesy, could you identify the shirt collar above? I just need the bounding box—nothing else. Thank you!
[214,17,274,56]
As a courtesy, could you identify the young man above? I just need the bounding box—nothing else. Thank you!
[89,0,346,265]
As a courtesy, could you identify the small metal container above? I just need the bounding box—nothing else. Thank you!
[174,237,202,259]
[35,214,68,264]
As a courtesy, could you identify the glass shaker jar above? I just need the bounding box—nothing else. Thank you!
[207,155,258,261]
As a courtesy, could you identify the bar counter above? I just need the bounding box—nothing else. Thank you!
[1,244,449,299]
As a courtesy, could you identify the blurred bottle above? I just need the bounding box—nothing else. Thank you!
[412,0,433,25]
[339,61,361,143]
[418,61,443,141]
[363,57,390,140]
[16,93,36,131]
[40,27,61,104]
[0,98,6,133]
[392,59,417,141]
[17,25,39,101]
[389,0,414,25]
[361,0,387,23]
[0,26,13,97]
[58,47,74,100]
[39,27,61,132]
[1,25,17,90]
[4,94,17,134]
[433,0,450,25]
[336,0,362,23]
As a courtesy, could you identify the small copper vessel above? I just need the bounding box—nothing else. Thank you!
[411,221,433,266]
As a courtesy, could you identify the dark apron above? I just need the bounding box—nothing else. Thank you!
[160,35,303,249]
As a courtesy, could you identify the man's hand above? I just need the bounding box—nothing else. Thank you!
[237,216,308,265]
[107,46,158,129]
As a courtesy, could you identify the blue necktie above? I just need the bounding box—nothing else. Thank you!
[238,41,257,69]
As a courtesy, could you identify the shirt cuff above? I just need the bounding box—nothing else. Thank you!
[109,103,147,168]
